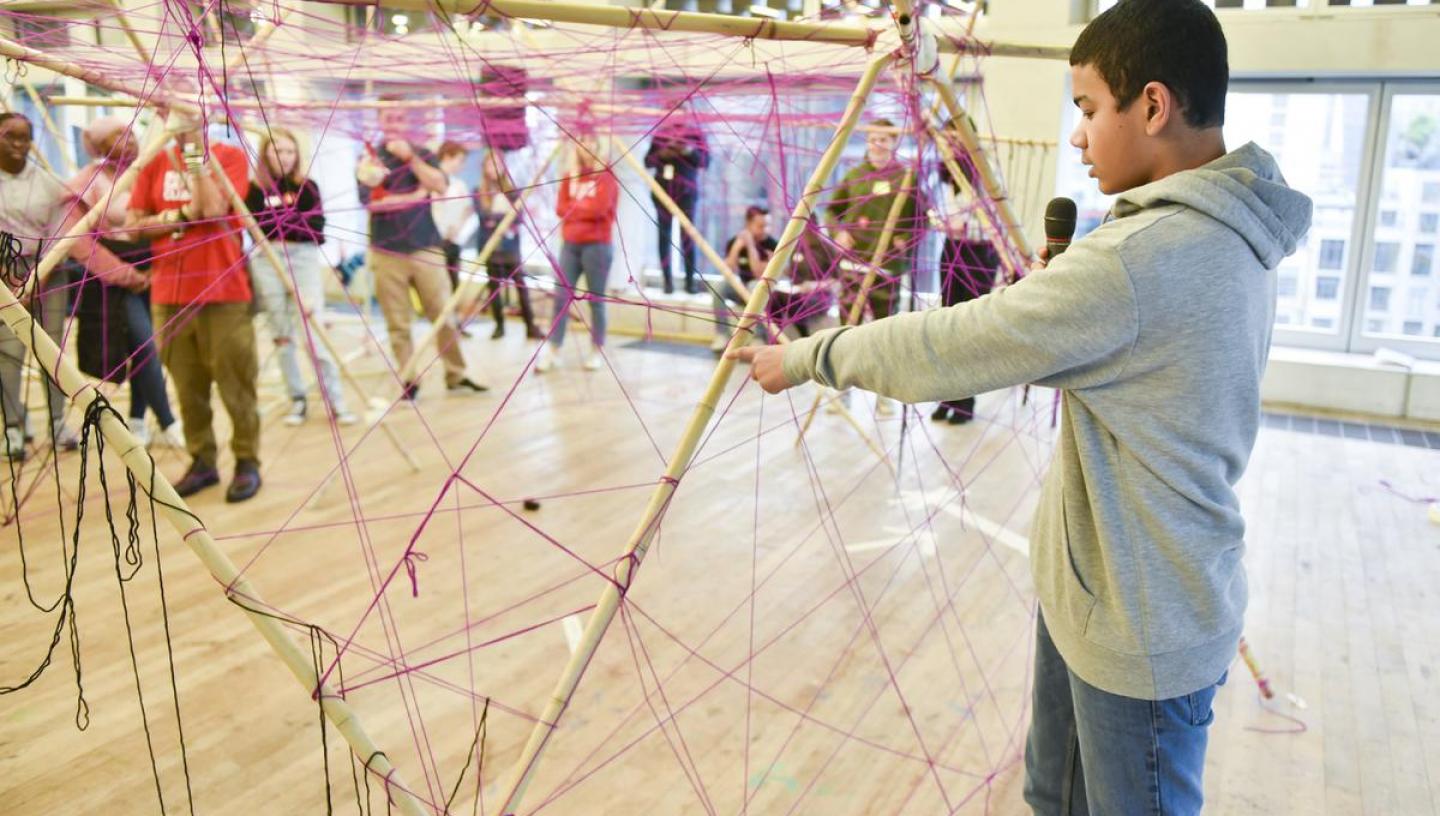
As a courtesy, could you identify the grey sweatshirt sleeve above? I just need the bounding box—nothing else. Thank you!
[781,236,1140,402]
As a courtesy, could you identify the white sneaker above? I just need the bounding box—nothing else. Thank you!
[335,409,360,426]
[710,335,729,353]
[582,351,603,371]
[128,416,152,446]
[153,421,185,449]
[283,398,307,427]
[3,426,24,460]
[535,344,559,374]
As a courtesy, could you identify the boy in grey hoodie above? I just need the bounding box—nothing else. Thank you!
[732,0,1313,812]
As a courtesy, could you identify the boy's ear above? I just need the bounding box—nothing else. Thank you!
[1141,81,1175,136]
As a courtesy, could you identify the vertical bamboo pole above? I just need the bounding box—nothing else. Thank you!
[395,141,563,386]
[494,51,897,816]
[793,169,914,447]
[926,122,1025,285]
[206,154,422,472]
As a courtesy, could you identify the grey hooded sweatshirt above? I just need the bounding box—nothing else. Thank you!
[782,143,1313,700]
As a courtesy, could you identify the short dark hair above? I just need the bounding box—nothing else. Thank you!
[438,140,467,160]
[1070,0,1228,129]
[745,205,769,222]
[0,112,30,129]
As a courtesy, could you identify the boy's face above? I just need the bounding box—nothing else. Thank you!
[1069,63,1154,195]
[865,130,896,167]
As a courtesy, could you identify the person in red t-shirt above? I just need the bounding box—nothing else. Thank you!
[127,110,261,502]
[536,140,618,374]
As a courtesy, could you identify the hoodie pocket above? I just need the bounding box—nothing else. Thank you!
[1058,499,1098,635]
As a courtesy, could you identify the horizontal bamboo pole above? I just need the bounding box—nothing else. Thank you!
[321,0,1067,58]
[494,49,897,816]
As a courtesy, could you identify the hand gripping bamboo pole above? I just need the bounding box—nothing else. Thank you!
[205,154,422,472]
[615,148,754,303]
[494,50,897,816]
[0,255,433,816]
[395,141,563,387]
[793,169,914,450]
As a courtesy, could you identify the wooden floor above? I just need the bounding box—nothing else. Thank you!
[1,315,1437,815]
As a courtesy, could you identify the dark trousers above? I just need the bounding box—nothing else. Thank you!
[486,252,537,336]
[123,291,175,427]
[653,186,698,288]
[442,241,463,291]
[938,238,1001,419]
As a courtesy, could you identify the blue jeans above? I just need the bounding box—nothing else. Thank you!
[123,290,175,427]
[551,241,612,348]
[1023,612,1223,816]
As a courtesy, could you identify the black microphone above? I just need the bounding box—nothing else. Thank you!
[1044,197,1077,262]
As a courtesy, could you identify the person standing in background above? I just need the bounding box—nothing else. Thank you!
[431,140,475,296]
[357,105,487,401]
[475,149,539,340]
[644,109,708,295]
[246,126,357,428]
[66,115,183,449]
[538,139,618,374]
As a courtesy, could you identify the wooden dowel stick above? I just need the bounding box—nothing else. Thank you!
[494,50,896,816]
[21,77,77,174]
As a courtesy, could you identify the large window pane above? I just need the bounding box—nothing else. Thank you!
[1225,91,1370,336]
[1362,93,1440,347]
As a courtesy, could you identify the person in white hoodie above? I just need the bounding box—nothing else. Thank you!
[732,0,1314,813]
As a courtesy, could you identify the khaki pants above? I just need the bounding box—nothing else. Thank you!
[153,302,260,467]
[371,248,466,385]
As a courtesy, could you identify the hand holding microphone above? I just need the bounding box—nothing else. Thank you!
[1037,197,1077,270]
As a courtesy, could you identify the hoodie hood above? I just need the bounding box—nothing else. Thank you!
[1112,142,1313,270]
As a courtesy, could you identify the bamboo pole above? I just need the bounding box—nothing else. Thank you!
[927,77,1034,266]
[615,148,754,303]
[20,77,76,174]
[0,230,433,816]
[205,153,422,472]
[394,141,563,387]
[926,122,1026,285]
[793,169,913,447]
[321,0,1067,58]
[494,50,897,816]
[1,23,431,816]
[107,0,154,64]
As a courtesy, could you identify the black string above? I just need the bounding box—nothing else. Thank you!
[443,698,490,816]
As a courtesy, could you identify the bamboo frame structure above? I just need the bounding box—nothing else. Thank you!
[0,24,432,816]
[926,76,1035,272]
[322,0,1069,59]
[394,141,563,387]
[926,122,1027,285]
[494,48,898,816]
[793,168,914,448]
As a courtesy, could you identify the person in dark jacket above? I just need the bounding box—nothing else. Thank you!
[644,109,708,294]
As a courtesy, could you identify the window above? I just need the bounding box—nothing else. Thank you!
[1367,319,1386,333]
[1316,277,1340,300]
[1403,321,1424,336]
[1319,239,1345,270]
[1426,182,1440,205]
[1311,317,1334,329]
[1374,242,1400,273]
[1277,276,1298,297]
[1379,210,1400,228]
[1413,244,1434,276]
[1370,286,1391,311]
[1423,213,1440,234]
